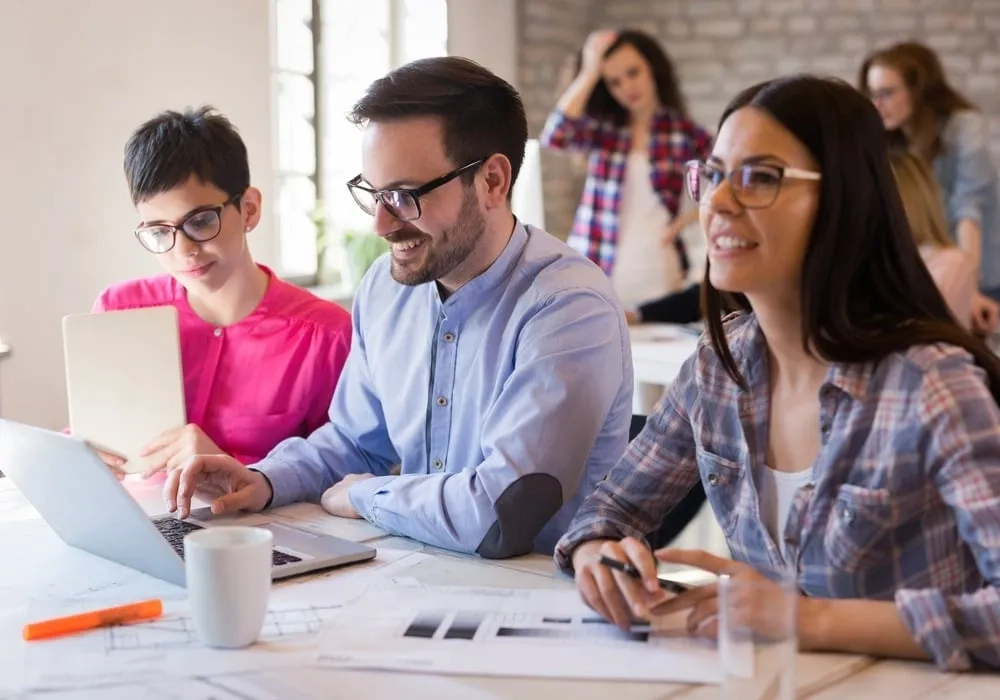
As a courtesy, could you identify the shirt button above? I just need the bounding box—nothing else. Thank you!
[213,328,223,338]
[443,332,456,343]
[433,459,444,470]
[841,507,854,524]
[707,473,719,486]
[436,396,448,407]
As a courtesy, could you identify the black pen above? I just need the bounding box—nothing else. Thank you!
[599,555,689,594]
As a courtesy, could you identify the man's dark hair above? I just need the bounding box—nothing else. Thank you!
[348,57,528,197]
[123,106,250,206]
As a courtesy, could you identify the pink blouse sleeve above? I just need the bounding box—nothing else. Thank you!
[305,323,352,434]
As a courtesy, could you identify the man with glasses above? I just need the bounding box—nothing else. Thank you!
[90,107,352,474]
[165,57,634,559]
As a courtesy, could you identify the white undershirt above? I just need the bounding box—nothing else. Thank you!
[755,464,812,559]
[610,152,684,308]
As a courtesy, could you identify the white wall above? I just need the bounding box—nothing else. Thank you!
[447,0,518,89]
[0,0,278,429]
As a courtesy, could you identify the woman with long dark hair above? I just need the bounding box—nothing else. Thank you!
[555,75,1000,671]
[860,40,1000,333]
[540,29,712,310]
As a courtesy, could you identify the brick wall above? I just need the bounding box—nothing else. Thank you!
[520,0,1000,240]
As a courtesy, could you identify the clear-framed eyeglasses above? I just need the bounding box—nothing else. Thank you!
[683,160,821,210]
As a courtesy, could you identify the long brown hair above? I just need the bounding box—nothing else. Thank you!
[858,41,975,161]
[888,149,952,248]
[700,75,1000,401]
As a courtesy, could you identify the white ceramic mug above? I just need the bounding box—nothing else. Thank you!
[184,525,273,648]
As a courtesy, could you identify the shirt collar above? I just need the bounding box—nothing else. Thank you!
[178,263,278,325]
[436,219,529,314]
[824,362,873,401]
[733,313,872,401]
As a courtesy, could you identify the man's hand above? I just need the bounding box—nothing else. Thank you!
[320,473,376,519]
[163,454,272,519]
[141,423,223,479]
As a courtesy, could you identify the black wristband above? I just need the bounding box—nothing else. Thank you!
[249,468,274,509]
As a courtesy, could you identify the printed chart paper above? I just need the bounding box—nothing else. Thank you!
[316,584,723,684]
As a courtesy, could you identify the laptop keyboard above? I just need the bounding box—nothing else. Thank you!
[154,518,303,567]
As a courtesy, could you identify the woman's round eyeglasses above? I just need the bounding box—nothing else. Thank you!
[133,191,243,254]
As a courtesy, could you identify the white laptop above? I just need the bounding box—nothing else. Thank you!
[0,419,377,586]
[62,305,186,474]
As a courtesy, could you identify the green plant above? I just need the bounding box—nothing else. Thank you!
[312,201,330,278]
[343,228,389,287]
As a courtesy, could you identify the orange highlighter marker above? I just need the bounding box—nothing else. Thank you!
[22,599,163,641]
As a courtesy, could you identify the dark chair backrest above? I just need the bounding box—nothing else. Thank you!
[627,413,708,549]
[629,414,646,442]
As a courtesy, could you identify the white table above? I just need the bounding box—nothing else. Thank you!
[0,478,993,698]
[629,323,699,415]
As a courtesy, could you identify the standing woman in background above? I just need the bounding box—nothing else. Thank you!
[540,29,713,311]
[861,40,1000,333]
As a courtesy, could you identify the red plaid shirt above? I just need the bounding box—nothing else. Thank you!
[540,108,713,275]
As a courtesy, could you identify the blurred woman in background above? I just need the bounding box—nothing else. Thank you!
[540,29,712,310]
[890,149,976,329]
[860,40,1000,333]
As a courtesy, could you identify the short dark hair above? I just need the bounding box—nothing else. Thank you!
[123,106,250,206]
[348,57,527,196]
[700,74,1000,399]
[574,29,688,125]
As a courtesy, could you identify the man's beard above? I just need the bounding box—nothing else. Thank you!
[389,189,486,287]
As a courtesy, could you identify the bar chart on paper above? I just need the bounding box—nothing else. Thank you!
[317,585,723,684]
[401,609,655,644]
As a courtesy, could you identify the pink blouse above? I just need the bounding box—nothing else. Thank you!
[919,245,976,330]
[93,265,351,465]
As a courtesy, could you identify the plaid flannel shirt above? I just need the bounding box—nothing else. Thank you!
[555,312,1000,671]
[539,108,713,275]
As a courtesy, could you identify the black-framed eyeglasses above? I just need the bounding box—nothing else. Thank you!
[683,160,821,210]
[133,191,244,254]
[346,159,486,222]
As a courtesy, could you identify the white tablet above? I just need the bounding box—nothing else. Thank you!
[62,305,186,474]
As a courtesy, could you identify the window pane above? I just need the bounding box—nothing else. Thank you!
[277,175,318,277]
[400,0,448,64]
[322,0,390,81]
[319,0,390,260]
[276,72,316,175]
[275,0,314,74]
